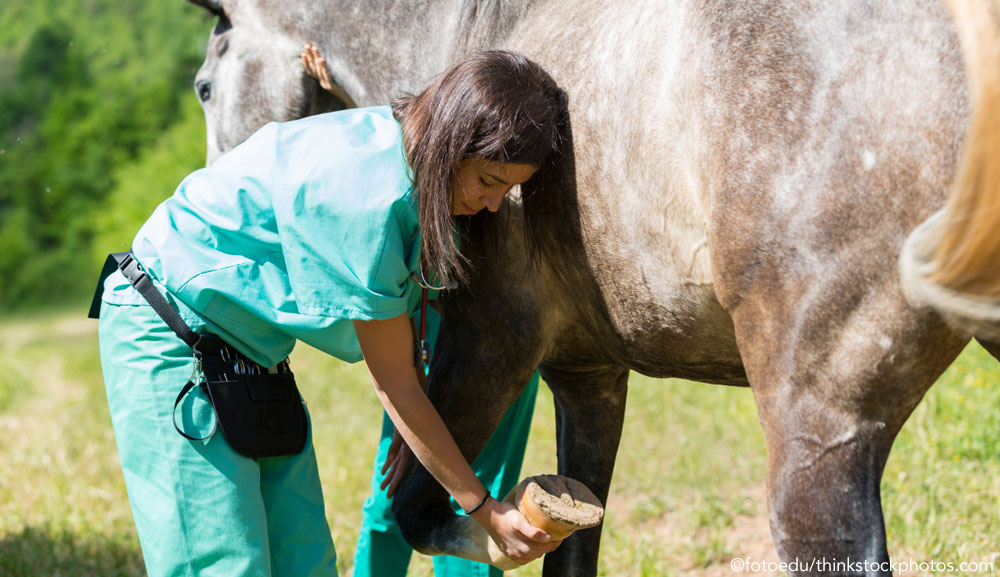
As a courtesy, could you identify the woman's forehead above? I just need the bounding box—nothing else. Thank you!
[460,158,539,183]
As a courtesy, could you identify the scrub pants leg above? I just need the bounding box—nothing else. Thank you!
[352,376,539,577]
[99,301,338,577]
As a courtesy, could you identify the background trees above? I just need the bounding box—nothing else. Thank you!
[0,0,208,309]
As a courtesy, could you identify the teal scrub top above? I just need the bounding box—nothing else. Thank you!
[126,106,431,367]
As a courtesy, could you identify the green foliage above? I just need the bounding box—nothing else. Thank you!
[93,96,206,257]
[0,0,211,310]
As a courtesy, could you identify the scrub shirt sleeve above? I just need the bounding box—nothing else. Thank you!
[277,189,417,322]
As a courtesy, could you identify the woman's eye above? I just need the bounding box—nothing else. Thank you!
[479,177,492,187]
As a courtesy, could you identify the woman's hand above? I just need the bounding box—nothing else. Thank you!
[380,428,413,498]
[470,498,562,565]
[300,43,335,92]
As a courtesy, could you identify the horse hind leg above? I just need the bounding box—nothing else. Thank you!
[975,337,1000,363]
[540,362,629,577]
[731,285,966,576]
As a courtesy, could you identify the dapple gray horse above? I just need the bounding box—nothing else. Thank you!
[186,0,1000,574]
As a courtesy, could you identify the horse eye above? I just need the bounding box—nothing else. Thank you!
[196,80,212,102]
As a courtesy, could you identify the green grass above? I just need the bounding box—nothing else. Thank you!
[0,314,997,576]
[882,349,1000,564]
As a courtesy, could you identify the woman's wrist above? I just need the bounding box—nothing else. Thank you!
[464,490,492,516]
[468,495,499,526]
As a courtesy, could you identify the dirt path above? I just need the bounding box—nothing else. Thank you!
[697,505,782,577]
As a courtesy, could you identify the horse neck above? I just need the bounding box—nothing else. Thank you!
[293,0,535,106]
[302,0,462,105]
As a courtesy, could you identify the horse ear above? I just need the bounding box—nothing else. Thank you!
[186,0,224,16]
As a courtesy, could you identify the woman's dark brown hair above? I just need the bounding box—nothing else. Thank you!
[392,49,568,285]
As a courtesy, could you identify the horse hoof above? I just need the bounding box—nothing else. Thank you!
[485,475,604,568]
[515,475,604,540]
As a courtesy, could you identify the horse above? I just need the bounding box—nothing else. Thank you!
[184,0,1000,574]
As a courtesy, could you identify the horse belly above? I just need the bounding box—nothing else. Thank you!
[577,174,746,384]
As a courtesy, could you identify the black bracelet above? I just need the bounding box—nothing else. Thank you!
[465,491,491,515]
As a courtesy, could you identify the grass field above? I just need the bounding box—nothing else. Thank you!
[0,310,996,576]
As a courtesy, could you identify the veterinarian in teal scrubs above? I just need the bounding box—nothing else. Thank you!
[97,50,567,577]
[300,45,538,577]
[352,311,539,577]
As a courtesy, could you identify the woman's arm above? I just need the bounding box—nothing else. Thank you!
[353,314,559,565]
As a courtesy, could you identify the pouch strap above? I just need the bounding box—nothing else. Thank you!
[173,380,217,441]
[116,253,206,349]
[119,257,225,356]
[91,252,224,355]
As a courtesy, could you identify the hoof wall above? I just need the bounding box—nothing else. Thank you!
[515,475,604,540]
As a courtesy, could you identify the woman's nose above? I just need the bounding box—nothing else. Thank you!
[482,189,506,212]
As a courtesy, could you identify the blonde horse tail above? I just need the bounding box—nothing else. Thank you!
[900,0,1000,338]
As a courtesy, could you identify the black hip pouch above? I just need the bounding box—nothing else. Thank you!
[91,252,307,459]
[183,353,307,459]
[204,374,307,458]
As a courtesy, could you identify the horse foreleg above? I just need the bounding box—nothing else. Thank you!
[539,363,629,577]
[392,302,544,568]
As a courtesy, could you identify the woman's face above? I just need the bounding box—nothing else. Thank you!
[450,158,539,216]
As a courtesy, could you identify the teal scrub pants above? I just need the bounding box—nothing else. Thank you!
[99,298,338,577]
[100,281,536,577]
[353,307,539,577]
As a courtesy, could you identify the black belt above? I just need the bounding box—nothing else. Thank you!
[88,252,224,357]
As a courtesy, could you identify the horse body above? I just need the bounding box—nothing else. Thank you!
[187,0,996,574]
[488,0,746,385]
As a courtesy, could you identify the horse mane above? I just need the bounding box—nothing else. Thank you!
[452,0,532,55]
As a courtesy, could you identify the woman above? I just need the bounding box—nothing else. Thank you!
[301,44,542,577]
[96,50,566,576]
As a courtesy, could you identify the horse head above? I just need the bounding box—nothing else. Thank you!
[186,0,350,164]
